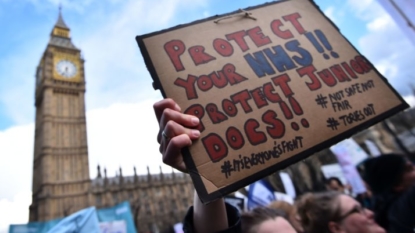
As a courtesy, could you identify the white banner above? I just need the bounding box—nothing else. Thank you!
[332,139,368,166]
[330,139,367,195]
[321,163,347,185]
[174,223,184,233]
[99,221,126,233]
[364,139,381,157]
[279,172,296,198]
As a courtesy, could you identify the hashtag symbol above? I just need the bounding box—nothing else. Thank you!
[221,160,233,179]
[326,117,340,130]
[315,94,328,109]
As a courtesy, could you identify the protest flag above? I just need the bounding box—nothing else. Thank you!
[46,207,100,233]
[247,179,276,210]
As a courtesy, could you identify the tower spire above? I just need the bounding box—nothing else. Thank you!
[55,5,69,29]
[49,5,76,48]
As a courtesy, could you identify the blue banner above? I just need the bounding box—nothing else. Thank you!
[9,202,137,233]
[96,202,136,233]
[46,207,100,233]
[247,179,276,210]
[9,218,62,233]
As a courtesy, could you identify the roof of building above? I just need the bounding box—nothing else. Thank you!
[49,36,77,49]
[55,9,69,29]
[91,166,189,188]
[48,8,78,50]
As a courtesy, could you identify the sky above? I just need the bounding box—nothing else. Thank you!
[0,0,415,231]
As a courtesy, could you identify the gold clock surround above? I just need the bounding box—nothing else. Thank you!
[53,51,81,82]
[53,27,70,38]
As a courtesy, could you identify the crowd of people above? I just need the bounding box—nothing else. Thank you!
[154,98,415,233]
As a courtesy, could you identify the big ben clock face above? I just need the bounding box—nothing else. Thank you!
[55,60,77,78]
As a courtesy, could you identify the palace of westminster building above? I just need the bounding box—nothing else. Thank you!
[29,11,415,233]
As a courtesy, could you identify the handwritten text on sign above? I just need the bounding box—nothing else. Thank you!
[164,13,373,170]
[137,0,406,202]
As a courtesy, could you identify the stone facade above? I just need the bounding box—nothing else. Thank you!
[29,12,194,233]
[91,167,193,232]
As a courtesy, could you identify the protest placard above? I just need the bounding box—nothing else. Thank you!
[330,140,367,195]
[136,0,408,203]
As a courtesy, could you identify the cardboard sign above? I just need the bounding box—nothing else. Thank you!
[332,138,369,166]
[136,0,408,203]
[330,140,367,195]
[321,164,347,185]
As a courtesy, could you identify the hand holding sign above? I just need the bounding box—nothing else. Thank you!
[154,98,231,233]
[154,98,201,173]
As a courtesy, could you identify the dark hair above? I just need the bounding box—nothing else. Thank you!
[363,154,406,194]
[296,192,342,233]
[241,207,288,233]
[325,177,344,187]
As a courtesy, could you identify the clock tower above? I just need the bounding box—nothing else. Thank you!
[29,10,91,221]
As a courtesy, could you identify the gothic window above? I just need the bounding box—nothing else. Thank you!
[96,195,102,206]
[171,200,177,210]
[143,189,148,198]
[145,202,151,215]
[113,192,118,204]
[158,201,163,211]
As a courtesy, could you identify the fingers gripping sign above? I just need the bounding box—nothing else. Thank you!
[154,99,201,173]
[162,130,170,141]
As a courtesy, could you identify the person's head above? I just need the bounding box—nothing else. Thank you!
[297,192,385,233]
[241,207,296,233]
[326,177,345,193]
[363,154,415,194]
[268,201,304,233]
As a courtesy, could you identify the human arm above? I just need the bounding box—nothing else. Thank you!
[154,98,237,233]
[192,191,229,233]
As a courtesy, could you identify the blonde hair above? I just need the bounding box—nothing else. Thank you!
[296,192,341,233]
[269,201,304,233]
[241,207,287,233]
[269,201,295,215]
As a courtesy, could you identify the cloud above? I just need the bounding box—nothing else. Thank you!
[323,6,337,24]
[404,95,415,107]
[347,0,385,20]
[0,124,34,200]
[0,191,32,233]
[77,0,208,111]
[22,0,96,13]
[0,124,32,226]
[347,0,415,96]
[87,95,175,178]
